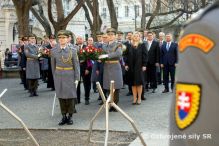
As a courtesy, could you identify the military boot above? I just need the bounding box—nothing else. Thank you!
[66,114,73,125]
[58,115,67,126]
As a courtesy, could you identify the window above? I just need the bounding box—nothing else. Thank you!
[125,6,129,17]
[115,7,118,18]
[135,5,139,17]
[102,8,107,19]
[146,3,151,13]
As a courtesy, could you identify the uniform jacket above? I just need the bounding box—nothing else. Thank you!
[24,43,40,79]
[51,44,80,99]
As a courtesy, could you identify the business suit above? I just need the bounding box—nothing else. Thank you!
[157,41,166,84]
[146,40,160,91]
[161,41,178,91]
[76,44,92,104]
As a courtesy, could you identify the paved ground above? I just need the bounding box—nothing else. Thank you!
[0,79,173,146]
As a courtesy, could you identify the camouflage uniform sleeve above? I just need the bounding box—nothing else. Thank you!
[24,45,38,59]
[72,49,80,81]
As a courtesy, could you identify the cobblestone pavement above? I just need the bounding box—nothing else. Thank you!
[0,79,173,146]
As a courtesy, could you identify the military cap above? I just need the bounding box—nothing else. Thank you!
[57,30,69,37]
[106,28,116,34]
[49,34,56,39]
[117,31,124,35]
[96,31,104,36]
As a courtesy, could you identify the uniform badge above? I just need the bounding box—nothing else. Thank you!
[179,34,215,53]
[175,83,201,129]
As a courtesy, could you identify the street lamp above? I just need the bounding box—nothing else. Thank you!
[13,22,18,42]
[29,19,34,33]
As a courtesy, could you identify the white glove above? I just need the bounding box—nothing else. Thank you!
[98,54,108,59]
[75,80,79,88]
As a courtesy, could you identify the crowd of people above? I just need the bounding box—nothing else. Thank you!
[11,27,178,125]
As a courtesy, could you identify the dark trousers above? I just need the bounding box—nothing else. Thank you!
[47,68,55,89]
[157,67,162,84]
[20,69,28,89]
[28,79,38,93]
[146,63,157,89]
[163,64,175,90]
[92,81,97,92]
[105,89,120,104]
[59,98,75,115]
[77,73,91,102]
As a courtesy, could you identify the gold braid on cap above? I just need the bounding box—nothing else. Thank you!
[61,48,73,65]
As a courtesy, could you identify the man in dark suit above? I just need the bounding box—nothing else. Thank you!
[146,31,160,93]
[157,32,166,85]
[161,33,178,93]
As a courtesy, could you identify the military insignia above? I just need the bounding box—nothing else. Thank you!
[175,83,201,130]
[179,34,215,53]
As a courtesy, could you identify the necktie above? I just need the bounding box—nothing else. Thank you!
[166,43,170,51]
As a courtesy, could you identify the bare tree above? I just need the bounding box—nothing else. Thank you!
[106,0,118,30]
[12,0,33,36]
[80,0,102,41]
[30,0,52,36]
[141,0,146,29]
[48,0,85,34]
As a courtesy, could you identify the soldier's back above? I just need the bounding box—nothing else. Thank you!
[170,1,219,146]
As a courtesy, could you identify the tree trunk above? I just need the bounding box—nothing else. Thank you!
[106,0,118,30]
[48,0,85,34]
[141,0,146,29]
[31,1,52,36]
[146,0,161,29]
[12,0,32,36]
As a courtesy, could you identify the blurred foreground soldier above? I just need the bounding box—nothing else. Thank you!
[99,28,123,112]
[170,1,219,146]
[25,34,40,97]
[51,30,80,125]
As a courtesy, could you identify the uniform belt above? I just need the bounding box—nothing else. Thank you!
[27,58,35,61]
[105,60,119,64]
[56,66,73,71]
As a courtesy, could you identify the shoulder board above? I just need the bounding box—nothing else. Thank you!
[184,1,219,28]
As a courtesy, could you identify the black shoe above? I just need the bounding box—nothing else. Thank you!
[33,92,38,96]
[58,115,67,126]
[162,89,169,93]
[94,90,98,93]
[109,107,117,112]
[74,109,77,113]
[51,88,55,91]
[98,97,102,100]
[145,89,149,92]
[141,96,146,100]
[85,100,89,105]
[66,116,73,125]
[152,89,156,93]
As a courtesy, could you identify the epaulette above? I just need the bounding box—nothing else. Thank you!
[184,1,219,28]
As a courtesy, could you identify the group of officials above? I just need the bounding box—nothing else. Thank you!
[16,27,178,125]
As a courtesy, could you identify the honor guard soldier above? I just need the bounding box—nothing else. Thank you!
[24,34,40,97]
[99,28,123,112]
[51,30,80,125]
[170,1,219,146]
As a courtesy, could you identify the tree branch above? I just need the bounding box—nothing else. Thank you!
[146,0,161,29]
[48,0,56,25]
[149,12,184,29]
[61,0,85,27]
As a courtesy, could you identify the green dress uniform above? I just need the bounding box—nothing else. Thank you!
[170,1,219,146]
[24,43,40,96]
[51,30,80,125]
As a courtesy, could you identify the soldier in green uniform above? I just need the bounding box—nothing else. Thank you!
[51,30,80,125]
[24,34,40,97]
[170,1,219,146]
[99,28,123,112]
